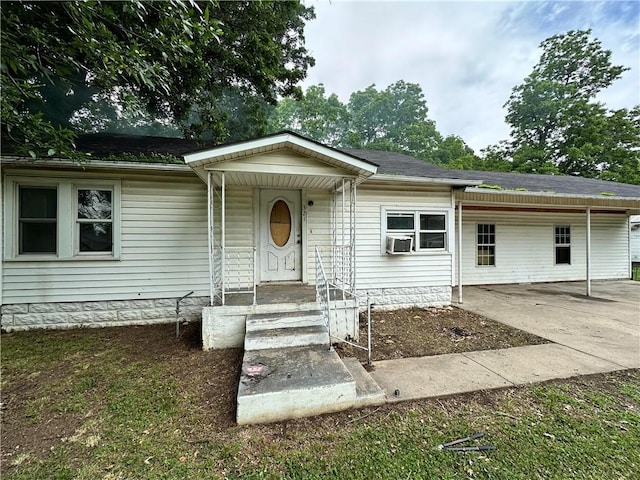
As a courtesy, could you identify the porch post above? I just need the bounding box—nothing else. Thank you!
[351,180,357,292]
[207,171,214,306]
[221,172,226,305]
[457,201,463,304]
[586,206,591,297]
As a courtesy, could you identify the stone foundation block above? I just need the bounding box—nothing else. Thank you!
[55,303,83,312]
[83,301,110,311]
[29,303,57,313]
[94,311,118,322]
[118,310,142,322]
[1,304,28,314]
[13,313,44,326]
[68,312,96,323]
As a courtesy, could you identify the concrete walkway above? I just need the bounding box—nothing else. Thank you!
[370,281,639,402]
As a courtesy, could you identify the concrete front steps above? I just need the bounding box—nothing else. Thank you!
[236,308,384,425]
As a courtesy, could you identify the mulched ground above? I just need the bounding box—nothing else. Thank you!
[334,306,549,363]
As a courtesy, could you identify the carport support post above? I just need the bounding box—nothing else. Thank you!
[457,201,463,304]
[586,206,591,297]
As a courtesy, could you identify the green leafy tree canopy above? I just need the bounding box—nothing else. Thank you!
[1,0,315,158]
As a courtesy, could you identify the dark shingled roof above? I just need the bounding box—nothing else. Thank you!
[341,148,640,198]
[4,133,639,198]
[0,133,200,161]
[76,133,200,157]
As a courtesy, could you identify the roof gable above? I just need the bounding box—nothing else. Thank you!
[184,131,378,182]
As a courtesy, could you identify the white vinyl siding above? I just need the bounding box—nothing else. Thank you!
[355,187,454,289]
[631,218,640,263]
[305,190,333,281]
[2,171,209,303]
[459,210,629,285]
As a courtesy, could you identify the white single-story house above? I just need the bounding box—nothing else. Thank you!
[2,131,640,347]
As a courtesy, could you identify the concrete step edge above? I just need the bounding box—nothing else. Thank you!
[342,357,386,407]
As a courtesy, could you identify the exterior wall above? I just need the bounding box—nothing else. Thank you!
[2,167,211,329]
[353,186,454,307]
[631,216,640,263]
[305,189,333,283]
[1,296,209,331]
[458,209,629,285]
[222,187,256,290]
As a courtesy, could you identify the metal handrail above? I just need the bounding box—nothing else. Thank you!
[316,246,372,363]
[315,246,333,349]
[223,246,257,306]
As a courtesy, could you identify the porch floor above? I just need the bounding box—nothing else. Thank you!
[222,284,319,306]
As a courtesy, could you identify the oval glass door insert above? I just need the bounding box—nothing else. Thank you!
[270,200,291,247]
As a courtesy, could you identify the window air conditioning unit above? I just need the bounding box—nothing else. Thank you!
[386,236,413,254]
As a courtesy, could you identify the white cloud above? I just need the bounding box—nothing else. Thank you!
[302,0,640,153]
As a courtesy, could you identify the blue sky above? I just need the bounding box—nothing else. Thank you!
[301,0,640,152]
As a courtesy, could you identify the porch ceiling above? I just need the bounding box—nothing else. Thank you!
[208,170,350,189]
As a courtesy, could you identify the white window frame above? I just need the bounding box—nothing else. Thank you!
[4,174,121,261]
[382,208,448,255]
[74,185,115,256]
[554,225,571,265]
[476,223,496,267]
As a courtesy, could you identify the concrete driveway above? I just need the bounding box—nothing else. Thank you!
[458,280,640,369]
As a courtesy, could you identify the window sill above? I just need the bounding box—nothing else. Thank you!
[384,250,451,256]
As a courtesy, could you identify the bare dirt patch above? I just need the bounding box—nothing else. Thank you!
[335,306,549,362]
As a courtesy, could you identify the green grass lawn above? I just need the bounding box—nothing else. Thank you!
[1,326,639,479]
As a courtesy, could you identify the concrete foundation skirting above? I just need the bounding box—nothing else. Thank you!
[357,286,451,310]
[0,296,209,331]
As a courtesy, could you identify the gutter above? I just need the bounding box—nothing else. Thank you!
[0,156,192,173]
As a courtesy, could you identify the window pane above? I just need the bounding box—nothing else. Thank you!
[420,214,445,231]
[78,190,112,220]
[556,246,570,264]
[20,222,57,253]
[79,223,112,252]
[387,214,414,230]
[420,232,445,249]
[19,187,56,218]
[477,224,495,245]
[477,245,495,266]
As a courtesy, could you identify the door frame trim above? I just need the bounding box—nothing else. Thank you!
[257,188,304,284]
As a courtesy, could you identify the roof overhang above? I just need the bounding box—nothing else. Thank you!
[0,156,192,173]
[183,132,378,187]
[459,187,640,214]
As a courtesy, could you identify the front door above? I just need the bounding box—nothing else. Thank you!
[260,189,302,282]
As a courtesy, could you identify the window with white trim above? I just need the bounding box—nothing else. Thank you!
[19,186,57,254]
[5,176,120,260]
[476,223,495,266]
[555,225,571,265]
[385,210,447,252]
[77,189,113,253]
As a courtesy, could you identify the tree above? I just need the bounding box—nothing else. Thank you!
[501,29,639,181]
[1,1,315,158]
[270,81,444,160]
[345,81,441,158]
[433,135,478,168]
[268,84,349,146]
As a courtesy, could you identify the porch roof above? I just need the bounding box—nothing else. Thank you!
[184,131,378,188]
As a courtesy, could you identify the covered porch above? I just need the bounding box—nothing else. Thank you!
[183,132,378,350]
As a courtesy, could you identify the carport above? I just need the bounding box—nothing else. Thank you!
[458,280,640,369]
